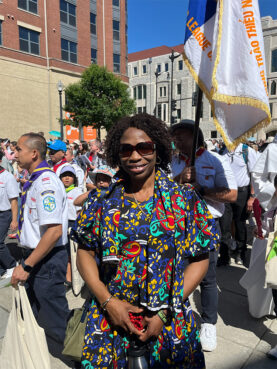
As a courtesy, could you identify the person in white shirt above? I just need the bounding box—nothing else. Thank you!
[59,165,82,286]
[249,140,277,360]
[11,133,69,344]
[0,151,19,277]
[170,120,237,352]
[220,142,258,265]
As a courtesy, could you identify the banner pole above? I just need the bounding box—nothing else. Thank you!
[190,87,203,166]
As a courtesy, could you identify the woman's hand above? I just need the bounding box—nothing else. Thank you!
[106,298,144,336]
[138,314,164,342]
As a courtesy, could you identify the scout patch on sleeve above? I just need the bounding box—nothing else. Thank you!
[41,190,55,196]
[43,196,56,212]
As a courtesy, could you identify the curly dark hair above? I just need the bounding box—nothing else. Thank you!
[105,113,172,173]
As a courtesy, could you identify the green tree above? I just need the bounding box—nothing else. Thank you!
[64,64,136,131]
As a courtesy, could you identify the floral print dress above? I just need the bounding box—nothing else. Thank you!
[72,170,219,369]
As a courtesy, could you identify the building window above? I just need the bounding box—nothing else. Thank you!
[142,65,147,74]
[18,0,38,14]
[19,26,40,55]
[177,83,181,95]
[113,53,120,73]
[133,85,146,100]
[113,0,120,6]
[0,21,2,45]
[90,13,96,35]
[177,109,181,119]
[271,80,276,95]
[272,49,277,73]
[156,64,161,73]
[143,106,146,113]
[157,104,162,119]
[211,131,217,138]
[270,102,273,115]
[60,0,76,27]
[113,20,120,41]
[91,48,97,64]
[165,63,169,72]
[178,60,183,70]
[61,38,77,63]
[163,104,167,121]
[133,66,138,76]
[159,86,166,97]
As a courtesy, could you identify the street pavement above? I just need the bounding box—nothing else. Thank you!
[0,241,276,369]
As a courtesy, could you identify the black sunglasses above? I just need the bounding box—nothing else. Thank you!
[49,149,59,155]
[119,141,156,158]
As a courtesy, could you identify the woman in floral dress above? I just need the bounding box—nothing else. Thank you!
[73,113,219,369]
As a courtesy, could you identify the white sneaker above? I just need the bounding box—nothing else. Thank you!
[200,323,217,352]
[0,268,14,288]
[267,344,277,360]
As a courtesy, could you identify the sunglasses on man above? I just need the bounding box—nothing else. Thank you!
[119,141,156,158]
[49,149,60,155]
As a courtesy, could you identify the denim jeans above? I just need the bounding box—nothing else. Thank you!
[23,246,70,343]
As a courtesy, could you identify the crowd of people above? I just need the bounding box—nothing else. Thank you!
[0,113,276,368]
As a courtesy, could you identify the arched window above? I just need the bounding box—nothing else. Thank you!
[271,80,276,95]
[272,49,277,73]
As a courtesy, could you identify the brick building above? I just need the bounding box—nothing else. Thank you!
[0,0,128,139]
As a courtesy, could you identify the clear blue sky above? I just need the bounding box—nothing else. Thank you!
[128,0,277,53]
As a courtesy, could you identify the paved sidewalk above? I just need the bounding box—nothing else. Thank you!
[0,244,276,368]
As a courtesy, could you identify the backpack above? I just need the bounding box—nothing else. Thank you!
[242,143,249,165]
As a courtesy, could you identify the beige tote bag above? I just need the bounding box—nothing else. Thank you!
[265,215,277,289]
[70,237,85,296]
[0,285,51,369]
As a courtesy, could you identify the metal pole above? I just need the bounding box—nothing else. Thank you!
[59,90,64,141]
[170,52,174,125]
[155,73,158,117]
[154,69,160,117]
[169,50,180,126]
[190,87,203,166]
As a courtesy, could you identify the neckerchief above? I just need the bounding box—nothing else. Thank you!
[179,146,205,165]
[65,184,76,193]
[0,166,5,174]
[53,158,67,173]
[72,170,219,313]
[17,161,53,239]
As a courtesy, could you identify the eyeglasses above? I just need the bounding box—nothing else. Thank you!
[119,141,156,158]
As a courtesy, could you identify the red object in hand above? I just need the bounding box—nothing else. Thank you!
[129,312,144,331]
[253,198,263,238]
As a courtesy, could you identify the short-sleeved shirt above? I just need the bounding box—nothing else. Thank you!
[224,143,258,187]
[19,171,68,249]
[171,149,237,218]
[66,187,82,221]
[0,170,19,211]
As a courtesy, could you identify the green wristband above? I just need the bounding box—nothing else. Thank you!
[157,310,167,324]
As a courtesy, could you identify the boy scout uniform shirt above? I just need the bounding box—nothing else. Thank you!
[224,143,258,187]
[171,150,237,218]
[66,187,83,221]
[0,170,19,211]
[19,171,68,249]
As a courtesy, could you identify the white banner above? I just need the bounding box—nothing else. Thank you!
[184,0,271,150]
